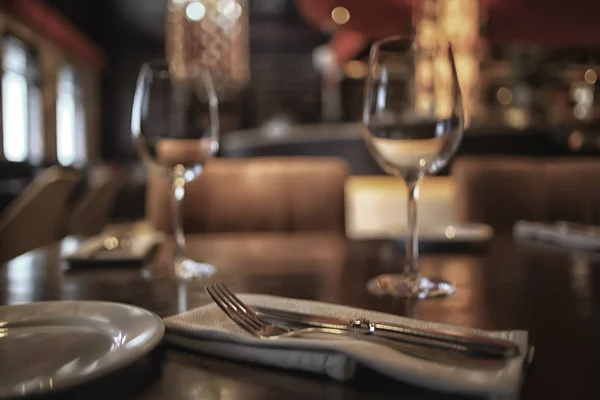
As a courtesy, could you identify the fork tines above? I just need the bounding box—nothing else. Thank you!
[205,283,273,336]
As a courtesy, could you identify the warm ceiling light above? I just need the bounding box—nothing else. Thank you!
[504,108,529,129]
[584,69,597,85]
[185,2,206,21]
[343,60,367,79]
[574,104,590,120]
[568,130,584,151]
[217,0,242,20]
[331,6,350,25]
[496,87,512,106]
[573,84,593,103]
[445,226,456,239]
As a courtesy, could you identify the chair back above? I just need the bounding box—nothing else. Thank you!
[0,166,80,263]
[68,174,123,237]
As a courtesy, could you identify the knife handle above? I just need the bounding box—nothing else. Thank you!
[365,335,507,369]
[355,320,520,359]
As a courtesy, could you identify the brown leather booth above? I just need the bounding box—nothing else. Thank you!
[147,157,349,234]
[452,157,600,231]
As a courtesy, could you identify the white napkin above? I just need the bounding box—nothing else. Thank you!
[514,220,600,251]
[164,294,531,399]
[66,232,164,264]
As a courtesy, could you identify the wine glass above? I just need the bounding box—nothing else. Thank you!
[131,60,219,279]
[362,35,464,298]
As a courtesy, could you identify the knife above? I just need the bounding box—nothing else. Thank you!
[256,306,520,359]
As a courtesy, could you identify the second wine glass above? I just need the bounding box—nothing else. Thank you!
[362,35,465,298]
[131,60,219,279]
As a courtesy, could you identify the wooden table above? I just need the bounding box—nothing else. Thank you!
[1,233,599,400]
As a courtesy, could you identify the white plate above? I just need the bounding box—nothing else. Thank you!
[350,223,494,243]
[0,301,164,398]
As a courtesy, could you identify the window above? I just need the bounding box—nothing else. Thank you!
[2,35,41,163]
[56,64,86,167]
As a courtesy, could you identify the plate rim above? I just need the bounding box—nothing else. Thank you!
[0,300,165,398]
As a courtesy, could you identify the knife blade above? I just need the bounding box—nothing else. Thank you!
[256,306,520,359]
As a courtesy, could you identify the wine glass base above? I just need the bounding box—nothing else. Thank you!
[174,257,215,280]
[367,273,455,299]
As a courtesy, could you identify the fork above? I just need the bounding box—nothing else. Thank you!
[205,284,505,368]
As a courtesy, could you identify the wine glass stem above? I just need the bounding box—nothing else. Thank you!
[405,178,420,279]
[172,177,186,257]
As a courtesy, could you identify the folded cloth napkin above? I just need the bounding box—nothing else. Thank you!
[514,220,600,251]
[66,231,164,265]
[163,294,531,399]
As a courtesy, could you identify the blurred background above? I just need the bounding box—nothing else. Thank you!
[1,0,600,223]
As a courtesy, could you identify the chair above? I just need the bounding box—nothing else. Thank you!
[452,157,600,231]
[0,160,34,211]
[67,169,123,237]
[0,166,80,263]
[147,157,349,234]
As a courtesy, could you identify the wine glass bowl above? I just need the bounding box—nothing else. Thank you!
[132,61,219,176]
[131,60,219,279]
[362,35,464,298]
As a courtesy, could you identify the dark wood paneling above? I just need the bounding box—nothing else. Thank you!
[100,24,163,160]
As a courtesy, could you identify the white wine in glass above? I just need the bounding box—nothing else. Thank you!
[362,36,465,298]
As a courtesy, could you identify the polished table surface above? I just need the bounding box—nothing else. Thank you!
[1,233,599,400]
